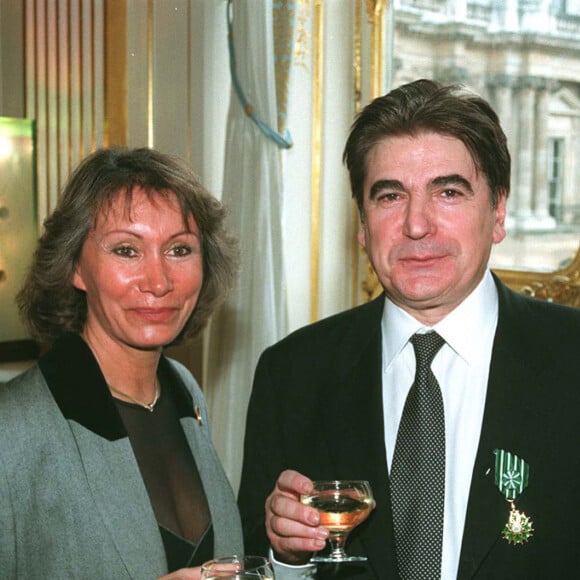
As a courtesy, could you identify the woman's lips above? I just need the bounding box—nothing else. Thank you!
[132,308,177,322]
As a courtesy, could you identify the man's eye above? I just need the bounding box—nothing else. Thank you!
[441,189,462,198]
[378,192,400,202]
[113,246,137,257]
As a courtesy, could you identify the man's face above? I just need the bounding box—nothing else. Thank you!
[358,132,507,325]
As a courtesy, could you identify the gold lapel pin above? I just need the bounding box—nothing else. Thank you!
[194,404,203,426]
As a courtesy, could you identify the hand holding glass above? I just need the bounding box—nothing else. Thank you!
[200,555,274,579]
[301,480,373,563]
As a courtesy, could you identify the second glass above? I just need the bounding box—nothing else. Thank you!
[200,555,274,579]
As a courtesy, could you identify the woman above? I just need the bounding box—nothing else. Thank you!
[0,148,242,579]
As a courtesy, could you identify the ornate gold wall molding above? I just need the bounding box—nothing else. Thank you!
[104,0,127,147]
[294,0,311,69]
[310,0,323,322]
[353,0,388,305]
[365,0,386,100]
[494,249,580,308]
[25,0,106,227]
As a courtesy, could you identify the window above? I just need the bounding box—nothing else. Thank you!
[548,138,565,221]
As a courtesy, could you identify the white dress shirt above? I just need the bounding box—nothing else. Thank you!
[382,269,498,579]
[270,271,498,579]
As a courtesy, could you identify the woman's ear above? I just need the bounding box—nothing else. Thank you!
[71,263,87,291]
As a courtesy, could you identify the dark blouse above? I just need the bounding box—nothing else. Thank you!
[114,369,213,571]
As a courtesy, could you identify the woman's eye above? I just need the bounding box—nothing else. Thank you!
[169,244,194,257]
[113,245,138,257]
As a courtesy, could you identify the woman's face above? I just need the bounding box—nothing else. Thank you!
[72,188,203,352]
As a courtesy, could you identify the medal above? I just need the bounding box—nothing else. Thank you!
[494,449,534,544]
[502,500,534,544]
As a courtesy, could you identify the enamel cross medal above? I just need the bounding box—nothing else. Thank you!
[494,449,534,544]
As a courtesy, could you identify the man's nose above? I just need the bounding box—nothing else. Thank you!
[402,196,434,239]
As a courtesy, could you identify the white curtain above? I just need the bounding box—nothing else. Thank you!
[204,0,290,491]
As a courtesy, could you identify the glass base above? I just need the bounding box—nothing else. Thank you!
[311,555,368,563]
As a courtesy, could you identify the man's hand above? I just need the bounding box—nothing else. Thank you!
[265,469,329,565]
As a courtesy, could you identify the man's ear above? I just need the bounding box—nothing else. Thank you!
[357,210,368,248]
[357,222,367,249]
[493,189,508,244]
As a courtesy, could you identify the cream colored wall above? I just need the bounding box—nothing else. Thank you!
[124,0,230,196]
[0,1,374,483]
[0,0,233,377]
[0,0,229,226]
[0,0,367,327]
[282,2,359,332]
[0,1,25,118]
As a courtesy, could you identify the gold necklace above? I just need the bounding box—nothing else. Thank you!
[108,378,161,412]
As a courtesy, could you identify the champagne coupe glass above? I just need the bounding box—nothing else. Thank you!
[301,480,373,563]
[200,555,274,580]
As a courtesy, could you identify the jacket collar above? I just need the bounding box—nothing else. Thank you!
[38,333,194,441]
[457,275,551,577]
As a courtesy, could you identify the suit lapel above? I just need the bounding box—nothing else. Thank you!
[458,278,552,578]
[175,394,244,558]
[457,332,527,577]
[39,334,166,578]
[321,295,399,578]
[69,422,167,578]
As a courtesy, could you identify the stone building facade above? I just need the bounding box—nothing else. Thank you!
[391,0,580,231]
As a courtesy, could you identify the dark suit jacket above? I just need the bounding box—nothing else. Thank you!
[238,276,580,579]
[0,334,243,579]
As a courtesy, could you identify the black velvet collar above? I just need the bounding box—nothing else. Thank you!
[38,334,196,441]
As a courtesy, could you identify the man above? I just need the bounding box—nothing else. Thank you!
[238,79,580,579]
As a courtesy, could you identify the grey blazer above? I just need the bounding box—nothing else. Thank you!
[0,334,243,579]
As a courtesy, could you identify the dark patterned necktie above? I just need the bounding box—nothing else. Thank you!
[390,331,446,580]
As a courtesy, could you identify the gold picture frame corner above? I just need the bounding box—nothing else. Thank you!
[493,245,580,308]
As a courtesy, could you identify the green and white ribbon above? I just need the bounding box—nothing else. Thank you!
[494,449,529,500]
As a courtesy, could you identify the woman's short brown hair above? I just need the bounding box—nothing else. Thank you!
[18,147,239,345]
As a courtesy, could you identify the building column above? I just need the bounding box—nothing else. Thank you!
[514,76,537,229]
[488,74,515,162]
[498,0,519,31]
[447,0,466,20]
[487,74,516,227]
[533,80,556,227]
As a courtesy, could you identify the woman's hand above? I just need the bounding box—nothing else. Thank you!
[157,567,201,580]
[265,469,329,565]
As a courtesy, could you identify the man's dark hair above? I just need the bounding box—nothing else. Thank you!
[343,79,511,213]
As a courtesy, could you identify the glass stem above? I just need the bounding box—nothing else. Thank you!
[328,532,349,559]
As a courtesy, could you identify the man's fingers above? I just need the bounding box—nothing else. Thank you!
[268,491,320,526]
[268,512,328,541]
[276,469,314,496]
[264,469,329,565]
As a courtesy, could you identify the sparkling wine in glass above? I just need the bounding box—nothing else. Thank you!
[301,479,373,563]
[200,555,274,579]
